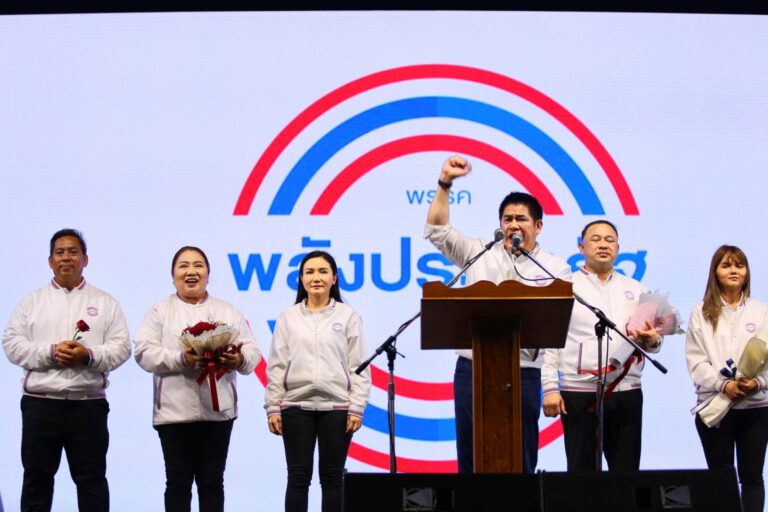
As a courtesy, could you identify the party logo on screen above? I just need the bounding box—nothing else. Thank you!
[233,64,640,472]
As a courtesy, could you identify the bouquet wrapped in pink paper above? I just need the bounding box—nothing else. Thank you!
[179,321,241,411]
[626,292,684,336]
[609,292,683,369]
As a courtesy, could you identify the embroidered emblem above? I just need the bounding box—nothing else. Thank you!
[86,307,99,316]
[625,291,635,300]
[332,322,343,333]
[746,323,756,333]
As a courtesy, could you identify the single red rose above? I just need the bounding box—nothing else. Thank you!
[183,321,219,337]
[76,320,90,332]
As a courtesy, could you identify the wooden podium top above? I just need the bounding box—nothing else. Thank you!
[420,279,573,350]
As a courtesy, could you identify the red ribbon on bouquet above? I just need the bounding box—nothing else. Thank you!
[195,344,242,412]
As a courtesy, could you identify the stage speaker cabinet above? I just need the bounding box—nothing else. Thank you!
[344,468,740,512]
[540,468,741,512]
[344,473,539,512]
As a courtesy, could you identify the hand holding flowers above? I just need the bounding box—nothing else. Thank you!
[55,319,91,367]
[179,321,242,411]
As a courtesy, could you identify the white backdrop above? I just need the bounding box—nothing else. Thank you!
[1,10,768,511]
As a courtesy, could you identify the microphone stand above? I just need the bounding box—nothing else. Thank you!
[516,244,667,472]
[355,233,504,473]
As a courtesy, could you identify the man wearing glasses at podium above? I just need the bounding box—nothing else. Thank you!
[424,155,572,474]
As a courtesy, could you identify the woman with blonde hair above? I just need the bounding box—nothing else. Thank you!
[685,245,768,512]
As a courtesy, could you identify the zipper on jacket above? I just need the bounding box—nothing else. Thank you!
[339,360,352,391]
[283,360,292,390]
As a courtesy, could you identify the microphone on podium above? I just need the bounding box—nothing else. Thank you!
[511,232,523,250]
[484,228,505,250]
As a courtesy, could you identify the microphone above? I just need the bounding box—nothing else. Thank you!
[511,233,524,250]
[485,228,505,249]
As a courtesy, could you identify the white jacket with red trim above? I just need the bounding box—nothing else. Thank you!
[264,300,370,418]
[134,294,261,425]
[3,279,130,399]
[541,268,661,395]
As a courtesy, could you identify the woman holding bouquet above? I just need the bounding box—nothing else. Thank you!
[134,246,261,512]
[265,250,370,512]
[686,245,768,512]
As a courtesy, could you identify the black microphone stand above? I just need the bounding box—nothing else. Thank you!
[516,244,667,472]
[355,232,504,473]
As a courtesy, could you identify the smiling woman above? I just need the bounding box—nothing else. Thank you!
[133,246,262,512]
[685,246,768,512]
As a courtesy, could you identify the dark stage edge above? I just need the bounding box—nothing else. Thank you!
[344,468,741,511]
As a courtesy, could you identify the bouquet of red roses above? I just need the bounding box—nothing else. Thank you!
[179,321,241,411]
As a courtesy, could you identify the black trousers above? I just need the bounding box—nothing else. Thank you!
[454,357,541,474]
[281,408,352,512]
[155,419,234,512]
[696,407,768,512]
[560,389,643,472]
[20,395,110,512]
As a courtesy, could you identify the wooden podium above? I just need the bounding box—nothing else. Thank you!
[421,279,573,473]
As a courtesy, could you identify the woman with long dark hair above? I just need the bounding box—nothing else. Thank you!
[686,245,768,512]
[264,250,370,512]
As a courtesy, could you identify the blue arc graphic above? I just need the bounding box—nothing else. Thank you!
[268,96,605,215]
[363,403,455,441]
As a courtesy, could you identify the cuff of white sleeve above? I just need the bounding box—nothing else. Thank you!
[348,406,365,418]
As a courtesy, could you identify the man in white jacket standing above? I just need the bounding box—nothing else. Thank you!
[541,220,660,471]
[2,229,130,512]
[425,155,571,474]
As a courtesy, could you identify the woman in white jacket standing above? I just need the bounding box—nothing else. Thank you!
[265,250,370,512]
[686,245,768,512]
[134,246,261,512]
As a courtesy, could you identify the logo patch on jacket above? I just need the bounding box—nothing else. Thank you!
[86,306,99,316]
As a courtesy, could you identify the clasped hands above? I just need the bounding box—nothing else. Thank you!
[54,340,89,367]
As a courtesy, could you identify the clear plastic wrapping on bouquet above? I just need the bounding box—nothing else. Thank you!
[626,292,685,336]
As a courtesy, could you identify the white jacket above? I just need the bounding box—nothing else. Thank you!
[3,279,130,399]
[264,300,371,418]
[134,294,261,425]
[541,268,661,395]
[424,223,572,367]
[686,298,768,410]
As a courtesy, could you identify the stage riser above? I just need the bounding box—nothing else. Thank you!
[344,469,741,512]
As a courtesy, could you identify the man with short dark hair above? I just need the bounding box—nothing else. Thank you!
[425,156,572,474]
[3,229,130,511]
[541,220,661,471]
